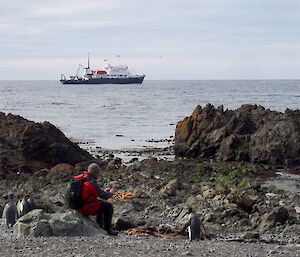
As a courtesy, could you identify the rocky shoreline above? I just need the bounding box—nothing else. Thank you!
[0,104,299,256]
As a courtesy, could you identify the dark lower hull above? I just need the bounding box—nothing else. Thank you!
[60,76,145,85]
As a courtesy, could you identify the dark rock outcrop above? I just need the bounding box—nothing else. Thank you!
[258,206,290,231]
[0,112,92,175]
[174,104,300,165]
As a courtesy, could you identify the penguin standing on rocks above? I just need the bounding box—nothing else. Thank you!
[27,195,36,210]
[2,193,18,227]
[181,207,206,241]
[15,195,23,217]
[20,195,32,216]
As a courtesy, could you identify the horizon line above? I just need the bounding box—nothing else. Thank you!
[0,78,300,82]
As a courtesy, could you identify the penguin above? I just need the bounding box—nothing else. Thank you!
[27,195,36,210]
[181,207,206,241]
[2,193,18,227]
[20,195,32,216]
[15,195,23,218]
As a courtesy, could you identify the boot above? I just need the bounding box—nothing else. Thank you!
[106,227,118,236]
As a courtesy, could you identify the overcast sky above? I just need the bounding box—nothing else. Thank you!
[0,0,300,80]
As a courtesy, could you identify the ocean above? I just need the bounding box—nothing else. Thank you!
[0,80,299,153]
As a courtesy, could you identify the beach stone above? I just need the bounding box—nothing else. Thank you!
[233,218,252,229]
[203,212,216,223]
[240,231,260,240]
[258,213,274,231]
[221,208,241,219]
[128,157,139,163]
[167,206,182,218]
[13,209,105,237]
[182,251,194,256]
[174,104,300,165]
[132,187,152,198]
[267,250,278,255]
[250,213,260,227]
[159,179,179,197]
[227,189,259,213]
[281,224,300,235]
[202,188,216,199]
[185,195,205,207]
[114,217,136,230]
[211,194,224,207]
[175,196,210,224]
[274,206,289,223]
[215,183,230,195]
[175,209,190,224]
[258,206,289,231]
[49,163,74,175]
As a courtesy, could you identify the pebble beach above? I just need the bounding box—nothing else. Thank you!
[1,225,300,257]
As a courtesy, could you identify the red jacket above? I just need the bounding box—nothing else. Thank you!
[75,171,101,215]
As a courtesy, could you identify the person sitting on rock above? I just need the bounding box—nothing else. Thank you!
[75,163,118,236]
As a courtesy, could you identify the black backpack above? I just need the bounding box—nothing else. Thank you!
[65,177,85,209]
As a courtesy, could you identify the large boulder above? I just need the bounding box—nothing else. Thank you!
[0,112,92,175]
[174,104,300,165]
[13,209,105,237]
[258,206,289,231]
[227,188,259,213]
[175,195,210,224]
[159,179,180,197]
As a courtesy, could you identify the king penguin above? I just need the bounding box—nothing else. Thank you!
[27,195,36,210]
[15,194,23,218]
[181,207,206,241]
[20,195,32,216]
[2,193,18,227]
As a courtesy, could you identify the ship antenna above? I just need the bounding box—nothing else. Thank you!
[87,53,90,69]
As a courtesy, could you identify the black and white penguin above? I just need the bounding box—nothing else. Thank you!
[20,195,32,216]
[181,208,206,241]
[27,195,36,210]
[15,194,23,218]
[2,193,18,227]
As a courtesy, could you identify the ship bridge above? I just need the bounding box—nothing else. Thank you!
[105,64,129,77]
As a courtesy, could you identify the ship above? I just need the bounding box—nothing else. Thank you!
[60,55,145,84]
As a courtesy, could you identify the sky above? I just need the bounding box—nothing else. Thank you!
[0,0,300,80]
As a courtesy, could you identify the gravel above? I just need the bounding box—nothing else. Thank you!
[1,225,299,257]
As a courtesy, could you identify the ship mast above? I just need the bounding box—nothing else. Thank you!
[82,53,91,77]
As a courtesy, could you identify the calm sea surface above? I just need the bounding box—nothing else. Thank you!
[0,80,299,151]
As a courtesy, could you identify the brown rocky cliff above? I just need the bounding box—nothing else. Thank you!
[174,104,300,165]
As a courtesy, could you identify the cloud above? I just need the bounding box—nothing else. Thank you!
[0,0,300,79]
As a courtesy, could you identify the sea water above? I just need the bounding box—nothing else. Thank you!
[0,80,299,151]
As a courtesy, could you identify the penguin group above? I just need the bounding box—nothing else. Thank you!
[2,193,35,228]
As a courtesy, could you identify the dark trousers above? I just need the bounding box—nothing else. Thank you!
[96,202,114,230]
